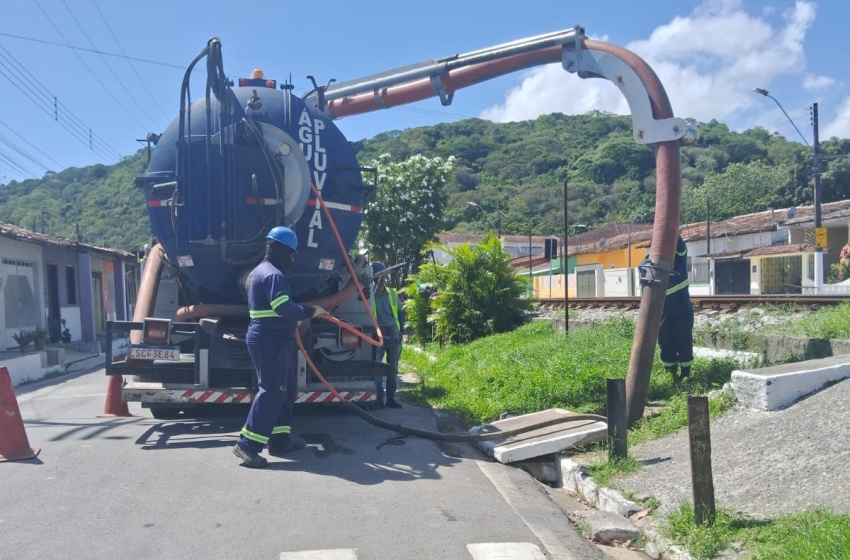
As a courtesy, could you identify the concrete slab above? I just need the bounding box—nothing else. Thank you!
[570,510,641,545]
[471,409,607,463]
[732,354,850,411]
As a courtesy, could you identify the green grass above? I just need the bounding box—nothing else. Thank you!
[664,505,850,560]
[629,386,737,446]
[779,302,850,339]
[403,318,738,426]
[746,509,850,560]
[586,454,641,487]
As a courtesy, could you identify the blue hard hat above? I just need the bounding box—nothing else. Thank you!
[372,262,387,275]
[266,226,298,252]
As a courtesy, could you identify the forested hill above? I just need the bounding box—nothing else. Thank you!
[0,154,149,252]
[2,111,849,252]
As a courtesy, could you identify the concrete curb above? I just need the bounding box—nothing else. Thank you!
[556,455,697,560]
[732,354,850,411]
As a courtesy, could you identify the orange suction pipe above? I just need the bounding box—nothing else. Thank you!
[326,38,681,426]
[130,244,166,345]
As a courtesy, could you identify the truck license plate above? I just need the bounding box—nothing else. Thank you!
[129,344,180,361]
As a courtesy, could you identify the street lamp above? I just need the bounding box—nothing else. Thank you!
[753,87,823,293]
[467,201,502,238]
[752,88,809,146]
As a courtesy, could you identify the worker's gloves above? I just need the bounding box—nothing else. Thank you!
[312,306,328,318]
[352,255,373,285]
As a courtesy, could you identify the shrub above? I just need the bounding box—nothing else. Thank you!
[407,234,532,344]
[12,329,34,347]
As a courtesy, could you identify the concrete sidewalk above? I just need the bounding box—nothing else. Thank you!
[615,378,850,518]
[1,345,105,387]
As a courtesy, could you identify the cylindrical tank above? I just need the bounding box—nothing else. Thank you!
[142,86,365,303]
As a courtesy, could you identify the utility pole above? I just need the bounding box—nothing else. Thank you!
[706,198,712,295]
[812,102,823,293]
[563,179,569,335]
[528,231,534,297]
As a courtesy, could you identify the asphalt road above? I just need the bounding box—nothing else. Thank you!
[1,368,608,560]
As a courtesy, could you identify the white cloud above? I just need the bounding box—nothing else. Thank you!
[823,96,850,139]
[481,0,819,126]
[803,74,835,91]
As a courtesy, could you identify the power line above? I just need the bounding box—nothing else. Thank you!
[0,31,184,69]
[0,63,116,162]
[0,44,120,160]
[0,147,38,177]
[0,62,92,151]
[0,120,63,168]
[34,0,150,132]
[60,0,159,129]
[91,0,170,120]
[0,132,51,172]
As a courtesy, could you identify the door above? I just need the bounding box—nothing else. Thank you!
[91,271,105,335]
[46,264,61,341]
[715,259,751,295]
[576,270,597,297]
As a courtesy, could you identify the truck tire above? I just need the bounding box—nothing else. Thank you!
[149,406,183,420]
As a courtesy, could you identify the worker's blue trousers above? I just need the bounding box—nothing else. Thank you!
[375,337,401,403]
[238,333,297,453]
[658,311,694,371]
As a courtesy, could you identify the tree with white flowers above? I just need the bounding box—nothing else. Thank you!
[363,153,454,280]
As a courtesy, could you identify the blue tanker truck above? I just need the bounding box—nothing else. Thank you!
[106,41,388,418]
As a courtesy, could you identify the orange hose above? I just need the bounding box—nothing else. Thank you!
[308,182,384,348]
[296,328,355,403]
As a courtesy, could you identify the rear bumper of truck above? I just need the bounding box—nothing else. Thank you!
[122,381,378,406]
[107,320,380,407]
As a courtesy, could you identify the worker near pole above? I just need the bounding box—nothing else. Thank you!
[371,262,404,408]
[233,226,327,468]
[657,234,694,382]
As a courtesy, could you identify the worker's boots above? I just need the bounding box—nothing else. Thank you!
[232,441,268,469]
[267,435,307,457]
[680,366,692,379]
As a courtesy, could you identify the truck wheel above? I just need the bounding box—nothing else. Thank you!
[149,406,182,420]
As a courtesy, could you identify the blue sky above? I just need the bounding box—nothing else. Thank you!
[0,0,847,183]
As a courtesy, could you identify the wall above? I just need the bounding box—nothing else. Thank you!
[534,273,576,298]
[41,245,82,341]
[603,268,632,297]
[77,252,95,343]
[0,237,45,350]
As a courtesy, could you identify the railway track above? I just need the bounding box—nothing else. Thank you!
[538,295,849,311]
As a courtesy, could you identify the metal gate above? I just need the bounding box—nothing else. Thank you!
[576,270,597,297]
[714,258,750,295]
[760,256,802,294]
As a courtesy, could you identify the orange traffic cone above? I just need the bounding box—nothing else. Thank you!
[99,374,134,418]
[0,366,41,462]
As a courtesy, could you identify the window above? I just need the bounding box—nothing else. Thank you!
[689,256,710,284]
[66,265,77,304]
[2,259,38,328]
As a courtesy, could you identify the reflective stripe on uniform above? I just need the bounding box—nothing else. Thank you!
[661,360,677,368]
[249,309,279,319]
[240,427,269,444]
[271,425,291,435]
[271,294,290,308]
[679,359,694,367]
[666,279,689,296]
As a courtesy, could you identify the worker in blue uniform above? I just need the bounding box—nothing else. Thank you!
[233,226,327,468]
[371,262,405,409]
[658,234,694,382]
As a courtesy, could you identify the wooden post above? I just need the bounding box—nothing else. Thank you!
[687,396,716,525]
[607,378,627,460]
